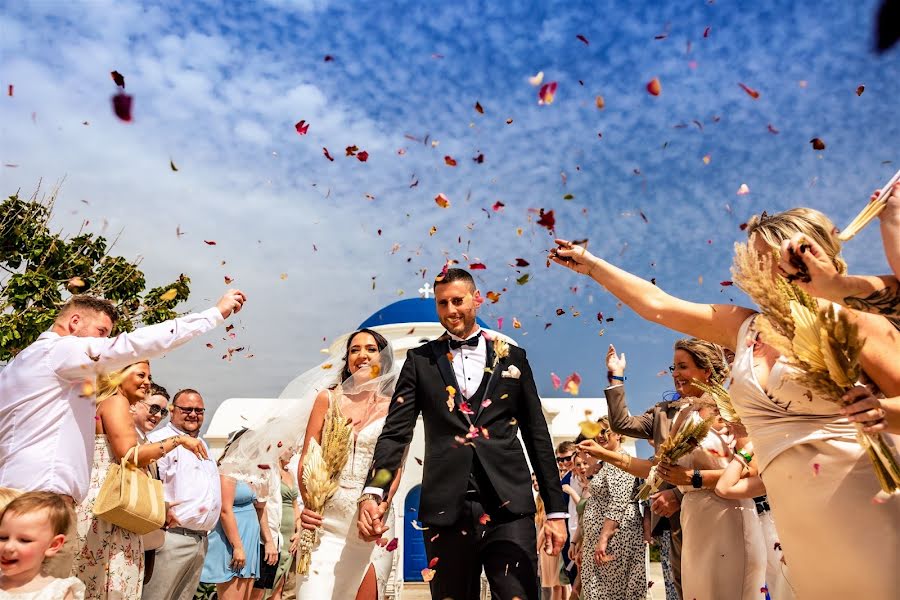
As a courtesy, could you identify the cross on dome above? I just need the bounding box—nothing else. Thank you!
[418,283,434,299]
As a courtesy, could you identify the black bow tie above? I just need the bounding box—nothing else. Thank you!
[449,334,480,350]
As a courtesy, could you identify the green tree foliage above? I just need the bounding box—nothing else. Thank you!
[0,188,191,361]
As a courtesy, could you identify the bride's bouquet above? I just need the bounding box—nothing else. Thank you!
[296,398,354,575]
[732,242,900,494]
[635,410,715,500]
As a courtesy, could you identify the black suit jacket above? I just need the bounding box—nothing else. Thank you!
[366,336,566,526]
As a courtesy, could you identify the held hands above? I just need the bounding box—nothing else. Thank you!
[649,488,681,518]
[541,518,567,556]
[179,436,208,460]
[357,499,389,543]
[549,239,598,276]
[217,289,247,319]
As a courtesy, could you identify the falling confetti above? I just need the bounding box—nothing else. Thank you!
[810,138,826,150]
[646,78,661,96]
[169,159,178,171]
[110,70,125,88]
[538,81,558,105]
[595,95,605,109]
[486,291,501,303]
[736,183,750,196]
[738,82,760,99]
[576,34,590,45]
[204,240,217,245]
[528,71,544,86]
[551,373,561,389]
[323,147,334,161]
[435,193,450,208]
[444,155,457,167]
[474,101,484,114]
[357,150,369,162]
[112,92,133,122]
[516,273,531,285]
[536,209,555,232]
[856,85,865,96]
[563,372,582,395]
[492,201,505,212]
[294,120,310,135]
[513,317,522,329]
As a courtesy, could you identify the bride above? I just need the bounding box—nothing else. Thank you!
[219,328,401,600]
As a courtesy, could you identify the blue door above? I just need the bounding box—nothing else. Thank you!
[403,485,429,581]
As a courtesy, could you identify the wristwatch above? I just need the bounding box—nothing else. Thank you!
[691,469,703,489]
[357,493,381,506]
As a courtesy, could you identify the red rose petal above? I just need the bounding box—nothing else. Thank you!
[323,147,334,161]
[576,34,590,45]
[357,150,369,162]
[110,70,125,88]
[112,92,133,122]
[536,209,555,232]
[646,78,661,96]
[738,82,760,99]
[294,120,310,135]
[469,263,487,270]
[444,155,457,167]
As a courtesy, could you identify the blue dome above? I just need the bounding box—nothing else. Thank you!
[359,298,488,329]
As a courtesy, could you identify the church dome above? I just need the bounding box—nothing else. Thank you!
[359,297,488,329]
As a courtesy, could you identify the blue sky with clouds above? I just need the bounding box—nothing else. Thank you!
[2,0,898,452]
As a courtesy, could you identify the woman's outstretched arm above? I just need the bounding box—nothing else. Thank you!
[550,240,755,350]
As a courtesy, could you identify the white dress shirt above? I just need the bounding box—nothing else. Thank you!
[448,328,486,399]
[149,423,222,531]
[0,307,224,502]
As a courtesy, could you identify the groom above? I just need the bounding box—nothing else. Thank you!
[358,268,567,599]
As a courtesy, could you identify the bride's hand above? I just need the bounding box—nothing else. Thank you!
[357,499,388,542]
[298,507,324,532]
[549,239,597,276]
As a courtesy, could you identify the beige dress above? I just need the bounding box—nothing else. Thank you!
[729,315,900,598]
[73,435,143,599]
[675,408,766,600]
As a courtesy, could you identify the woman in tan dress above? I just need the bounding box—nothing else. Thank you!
[551,207,900,598]
[74,361,208,598]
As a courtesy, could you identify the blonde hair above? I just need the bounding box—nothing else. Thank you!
[0,492,71,536]
[0,488,21,514]
[535,494,547,529]
[745,207,847,275]
[674,338,730,386]
[96,361,149,403]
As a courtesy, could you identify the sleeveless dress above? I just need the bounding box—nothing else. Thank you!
[74,435,143,599]
[674,411,766,600]
[295,402,396,599]
[580,456,647,600]
[0,577,85,599]
[265,480,299,598]
[201,481,260,583]
[729,315,900,598]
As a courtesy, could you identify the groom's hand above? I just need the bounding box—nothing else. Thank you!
[541,518,567,556]
[357,499,388,542]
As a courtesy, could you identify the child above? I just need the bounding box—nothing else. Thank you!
[0,492,84,599]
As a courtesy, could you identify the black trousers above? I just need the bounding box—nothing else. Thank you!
[423,495,539,600]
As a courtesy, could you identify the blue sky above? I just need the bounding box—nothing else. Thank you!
[2,1,898,454]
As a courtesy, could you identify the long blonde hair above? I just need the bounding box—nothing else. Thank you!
[95,361,149,403]
[745,207,847,274]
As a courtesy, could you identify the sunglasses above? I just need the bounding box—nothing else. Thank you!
[173,404,205,415]
[139,401,169,418]
[556,455,574,464]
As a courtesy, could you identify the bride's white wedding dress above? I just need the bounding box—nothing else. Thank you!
[296,409,397,599]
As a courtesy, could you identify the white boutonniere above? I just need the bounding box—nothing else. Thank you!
[492,338,510,370]
[501,365,521,379]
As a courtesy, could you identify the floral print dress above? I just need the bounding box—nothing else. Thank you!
[74,435,143,599]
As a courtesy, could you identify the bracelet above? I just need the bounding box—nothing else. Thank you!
[609,375,626,382]
[736,448,754,465]
[691,468,703,489]
[357,493,381,506]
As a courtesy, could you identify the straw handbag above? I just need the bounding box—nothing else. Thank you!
[93,445,166,535]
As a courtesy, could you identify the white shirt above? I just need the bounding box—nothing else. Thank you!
[448,328,487,399]
[0,307,224,502]
[149,423,222,531]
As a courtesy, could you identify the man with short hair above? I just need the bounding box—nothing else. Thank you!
[142,389,222,600]
[359,268,567,600]
[0,290,245,577]
[556,440,578,587]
